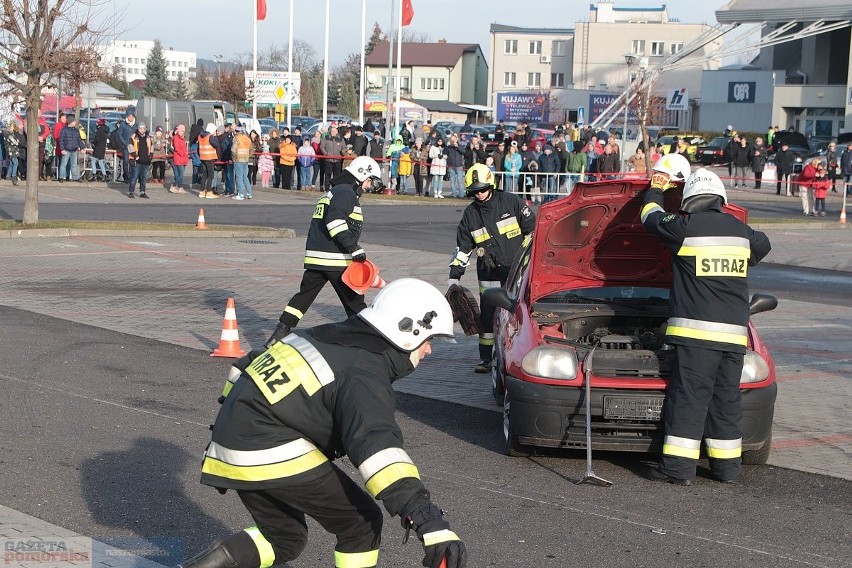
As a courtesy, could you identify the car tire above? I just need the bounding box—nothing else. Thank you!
[503,395,532,457]
[491,349,505,407]
[742,428,772,465]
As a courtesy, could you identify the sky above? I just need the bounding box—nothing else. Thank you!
[101,0,736,67]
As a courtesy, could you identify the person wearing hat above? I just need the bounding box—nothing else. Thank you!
[150,126,168,185]
[197,123,220,198]
[841,139,852,197]
[90,118,110,182]
[774,139,795,196]
[127,122,153,198]
[351,125,368,157]
[278,134,298,191]
[117,111,136,182]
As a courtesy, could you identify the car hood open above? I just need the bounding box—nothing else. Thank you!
[775,131,809,149]
[528,179,748,303]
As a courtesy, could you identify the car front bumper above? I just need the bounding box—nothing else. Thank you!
[506,375,776,453]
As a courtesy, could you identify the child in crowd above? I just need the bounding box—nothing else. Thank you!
[813,163,830,217]
[398,146,412,194]
[258,139,275,188]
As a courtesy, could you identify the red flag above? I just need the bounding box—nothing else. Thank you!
[257,0,267,21]
[401,0,414,26]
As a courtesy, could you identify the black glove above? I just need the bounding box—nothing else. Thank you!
[350,248,367,262]
[403,502,468,568]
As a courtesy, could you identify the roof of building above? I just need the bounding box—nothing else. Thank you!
[490,24,574,34]
[365,41,479,67]
[715,0,852,23]
[590,3,665,11]
[408,99,472,114]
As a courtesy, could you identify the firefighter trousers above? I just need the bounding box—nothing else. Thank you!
[278,268,367,327]
[220,465,383,567]
[477,267,510,362]
[660,344,744,482]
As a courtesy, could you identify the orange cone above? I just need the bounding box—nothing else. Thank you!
[196,208,208,230]
[342,260,386,294]
[211,298,247,358]
[840,203,847,224]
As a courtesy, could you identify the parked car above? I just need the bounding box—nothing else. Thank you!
[656,133,706,162]
[484,179,778,463]
[768,131,815,174]
[695,136,732,166]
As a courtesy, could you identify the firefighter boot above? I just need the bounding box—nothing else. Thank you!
[264,323,292,348]
[177,541,239,568]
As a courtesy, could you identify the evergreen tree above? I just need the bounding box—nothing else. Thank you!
[338,80,357,121]
[144,39,170,98]
[172,72,188,100]
[365,23,383,56]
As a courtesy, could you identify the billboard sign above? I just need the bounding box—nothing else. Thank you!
[496,92,549,123]
[666,88,688,111]
[727,81,755,104]
[245,70,301,109]
[364,92,387,113]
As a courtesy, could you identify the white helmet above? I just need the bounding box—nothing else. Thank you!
[683,168,727,204]
[652,153,692,185]
[345,156,382,183]
[206,123,217,134]
[358,278,455,352]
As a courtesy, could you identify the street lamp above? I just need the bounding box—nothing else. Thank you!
[214,54,224,78]
[623,52,636,163]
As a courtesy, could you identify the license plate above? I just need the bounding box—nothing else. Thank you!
[703,150,713,154]
[603,396,664,421]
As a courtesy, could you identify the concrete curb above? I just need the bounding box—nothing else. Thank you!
[0,228,297,239]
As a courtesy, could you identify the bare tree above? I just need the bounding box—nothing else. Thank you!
[54,45,102,122]
[0,0,110,224]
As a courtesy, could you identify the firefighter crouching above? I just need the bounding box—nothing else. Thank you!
[264,156,384,348]
[182,279,467,568]
[640,157,772,485]
[447,164,535,373]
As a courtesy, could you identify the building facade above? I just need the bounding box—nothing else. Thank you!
[98,40,197,83]
[707,0,852,138]
[364,41,488,109]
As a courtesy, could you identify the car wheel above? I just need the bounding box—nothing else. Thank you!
[491,350,505,407]
[503,395,531,457]
[742,428,772,465]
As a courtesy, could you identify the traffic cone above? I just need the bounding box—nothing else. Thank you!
[211,298,247,358]
[342,260,385,294]
[196,208,208,230]
[840,202,847,224]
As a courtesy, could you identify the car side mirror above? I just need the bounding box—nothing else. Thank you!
[482,287,516,312]
[749,293,778,316]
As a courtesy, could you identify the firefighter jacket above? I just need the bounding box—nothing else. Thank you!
[201,317,431,519]
[303,171,364,271]
[641,188,771,353]
[449,191,535,284]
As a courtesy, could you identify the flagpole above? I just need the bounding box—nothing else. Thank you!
[395,0,403,134]
[323,0,330,124]
[287,0,293,129]
[252,0,258,122]
[358,0,366,127]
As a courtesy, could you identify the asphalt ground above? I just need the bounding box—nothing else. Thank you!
[0,177,850,566]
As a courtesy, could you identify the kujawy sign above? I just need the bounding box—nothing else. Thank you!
[496,92,549,122]
[727,82,756,103]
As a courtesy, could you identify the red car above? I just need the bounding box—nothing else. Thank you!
[484,179,778,463]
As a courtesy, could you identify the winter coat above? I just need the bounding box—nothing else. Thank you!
[798,163,817,187]
[445,142,465,169]
[233,132,252,163]
[841,148,852,177]
[92,124,110,159]
[409,146,429,176]
[320,135,345,163]
[59,125,83,153]
[731,144,751,168]
[566,151,587,174]
[428,144,447,176]
[297,144,316,168]
[504,152,522,178]
[279,140,297,166]
[3,130,22,159]
[398,151,413,176]
[151,133,169,161]
[813,175,830,200]
[172,133,189,166]
[750,150,766,174]
[774,148,796,175]
[537,149,561,174]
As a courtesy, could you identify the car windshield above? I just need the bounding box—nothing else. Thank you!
[708,137,729,147]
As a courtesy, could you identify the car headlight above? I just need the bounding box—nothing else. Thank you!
[740,351,770,384]
[521,346,578,380]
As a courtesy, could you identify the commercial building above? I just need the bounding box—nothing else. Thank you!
[97,40,197,83]
[488,2,721,128]
[699,0,851,137]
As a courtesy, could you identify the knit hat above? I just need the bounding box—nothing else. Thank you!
[137,122,147,129]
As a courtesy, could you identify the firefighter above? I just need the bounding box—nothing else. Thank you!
[182,279,468,568]
[447,163,536,373]
[640,160,771,485]
[264,156,383,348]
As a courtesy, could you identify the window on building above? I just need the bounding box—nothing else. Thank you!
[504,72,516,87]
[420,77,445,91]
[134,58,139,64]
[527,72,541,87]
[651,42,664,56]
[114,57,119,63]
[670,42,683,55]
[528,40,542,55]
[141,58,146,64]
[504,39,517,55]
[551,73,565,88]
[632,40,645,55]
[121,57,126,63]
[552,41,566,57]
